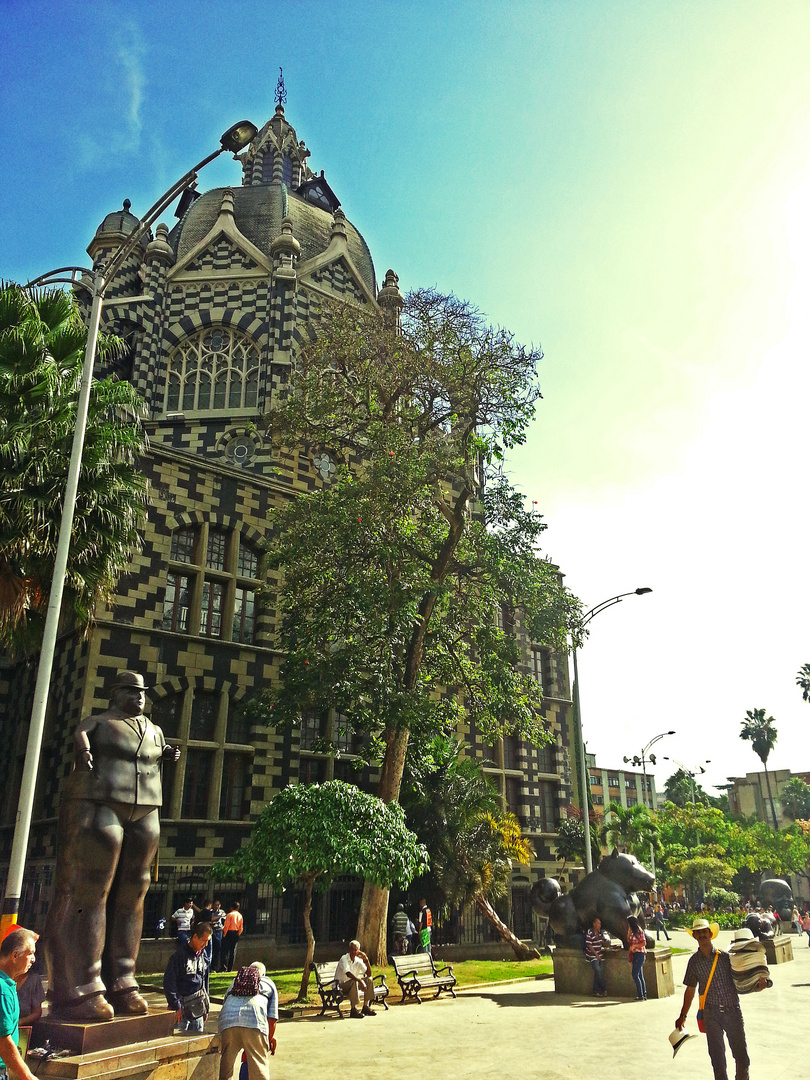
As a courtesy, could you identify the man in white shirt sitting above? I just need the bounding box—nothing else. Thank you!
[335,940,376,1018]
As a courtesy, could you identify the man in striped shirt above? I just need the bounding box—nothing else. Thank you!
[583,916,610,997]
[676,918,768,1080]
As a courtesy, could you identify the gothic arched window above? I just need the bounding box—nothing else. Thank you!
[165,327,260,415]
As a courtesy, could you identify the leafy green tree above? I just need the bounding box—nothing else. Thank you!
[210,781,428,1000]
[740,709,779,829]
[599,802,659,868]
[555,811,600,871]
[402,736,539,959]
[705,887,741,910]
[0,283,147,653]
[796,663,810,703]
[664,768,709,808]
[257,290,581,961]
[780,777,810,821]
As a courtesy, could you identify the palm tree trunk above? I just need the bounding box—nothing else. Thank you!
[296,874,316,1002]
[474,895,540,960]
[763,767,779,831]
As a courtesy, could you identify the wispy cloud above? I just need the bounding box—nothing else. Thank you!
[73,18,147,170]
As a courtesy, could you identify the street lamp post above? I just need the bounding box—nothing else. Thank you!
[572,587,652,875]
[1,121,258,935]
[622,730,675,884]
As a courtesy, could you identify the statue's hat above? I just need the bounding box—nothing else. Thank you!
[109,670,148,692]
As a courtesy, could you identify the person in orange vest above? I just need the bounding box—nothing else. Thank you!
[221,903,244,972]
[418,898,432,955]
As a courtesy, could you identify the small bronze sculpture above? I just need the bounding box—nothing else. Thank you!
[43,671,179,1021]
[531,849,656,948]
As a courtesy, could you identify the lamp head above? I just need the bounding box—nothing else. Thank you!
[634,587,652,595]
[220,121,258,154]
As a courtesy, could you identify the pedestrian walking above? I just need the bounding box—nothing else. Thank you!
[802,911,810,946]
[675,917,769,1080]
[654,904,671,941]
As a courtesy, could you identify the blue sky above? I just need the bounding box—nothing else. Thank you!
[2,0,809,794]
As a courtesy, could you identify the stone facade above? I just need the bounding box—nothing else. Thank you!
[0,103,576,943]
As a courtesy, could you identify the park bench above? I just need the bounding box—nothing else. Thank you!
[390,952,457,1004]
[310,961,390,1017]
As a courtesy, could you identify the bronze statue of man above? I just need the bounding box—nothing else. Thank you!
[43,671,179,1021]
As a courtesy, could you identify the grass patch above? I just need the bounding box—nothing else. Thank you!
[140,957,553,1006]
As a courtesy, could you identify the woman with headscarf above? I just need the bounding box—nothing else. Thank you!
[218,963,278,1080]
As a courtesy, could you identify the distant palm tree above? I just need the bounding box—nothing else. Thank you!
[599,801,659,868]
[740,709,779,829]
[796,664,810,704]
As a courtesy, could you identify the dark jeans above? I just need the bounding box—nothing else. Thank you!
[211,930,223,971]
[222,930,240,971]
[631,952,647,999]
[655,919,670,941]
[589,957,605,994]
[704,1005,749,1080]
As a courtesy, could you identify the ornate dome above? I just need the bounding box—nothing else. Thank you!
[91,199,150,250]
[168,182,376,294]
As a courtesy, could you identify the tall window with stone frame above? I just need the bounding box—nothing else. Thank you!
[298,710,367,788]
[162,524,260,644]
[151,688,253,822]
[164,327,260,415]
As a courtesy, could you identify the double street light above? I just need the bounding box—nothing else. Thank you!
[571,587,652,875]
[622,730,675,883]
[663,756,711,805]
[2,121,258,934]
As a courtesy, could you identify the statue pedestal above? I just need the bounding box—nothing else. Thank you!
[552,945,675,999]
[29,1029,218,1080]
[33,1011,176,1055]
[764,935,794,964]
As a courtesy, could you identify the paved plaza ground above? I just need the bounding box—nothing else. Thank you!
[263,930,808,1080]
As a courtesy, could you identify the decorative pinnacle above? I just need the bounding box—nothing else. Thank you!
[275,67,287,107]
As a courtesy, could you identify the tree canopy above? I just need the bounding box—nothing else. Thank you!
[211,781,428,997]
[780,777,810,821]
[253,289,581,961]
[599,801,659,867]
[0,283,147,653]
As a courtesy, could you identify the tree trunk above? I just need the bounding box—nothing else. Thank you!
[475,895,540,960]
[356,726,411,965]
[763,766,779,831]
[296,875,316,1002]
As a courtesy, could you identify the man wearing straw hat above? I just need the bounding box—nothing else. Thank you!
[675,917,769,1080]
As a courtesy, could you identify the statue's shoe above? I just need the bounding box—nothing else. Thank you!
[54,994,115,1022]
[110,989,149,1016]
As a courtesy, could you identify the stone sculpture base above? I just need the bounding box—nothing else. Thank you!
[29,1030,217,1080]
[764,935,794,964]
[552,945,675,999]
[33,1010,176,1055]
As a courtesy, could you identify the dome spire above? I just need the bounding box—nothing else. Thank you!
[275,67,287,110]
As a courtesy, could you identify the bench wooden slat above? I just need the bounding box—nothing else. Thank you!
[390,952,457,1004]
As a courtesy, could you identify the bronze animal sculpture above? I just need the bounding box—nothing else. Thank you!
[531,849,656,948]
